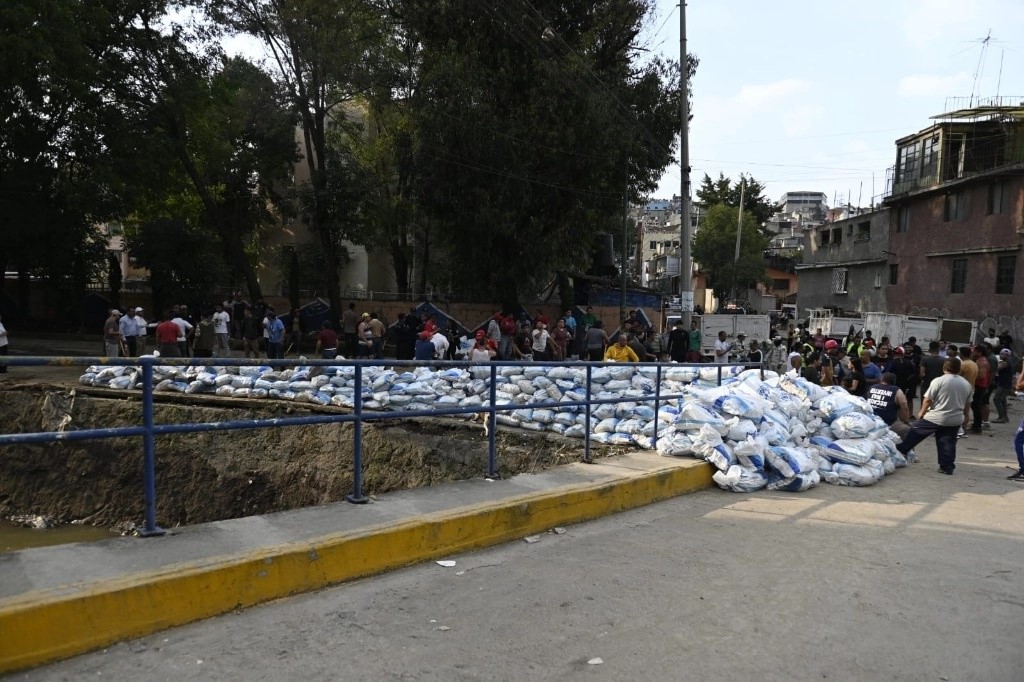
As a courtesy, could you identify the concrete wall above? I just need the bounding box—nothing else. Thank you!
[886,174,1024,319]
[796,208,891,313]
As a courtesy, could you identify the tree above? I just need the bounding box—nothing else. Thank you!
[696,172,776,226]
[396,0,692,306]
[692,204,769,303]
[211,0,392,322]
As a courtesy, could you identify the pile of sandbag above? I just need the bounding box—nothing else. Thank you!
[78,361,906,493]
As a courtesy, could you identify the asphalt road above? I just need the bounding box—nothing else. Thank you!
[11,417,1024,682]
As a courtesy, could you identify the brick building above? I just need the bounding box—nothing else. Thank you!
[883,99,1024,319]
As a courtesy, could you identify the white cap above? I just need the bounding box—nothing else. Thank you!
[109,308,121,315]
[135,307,144,312]
[788,351,801,358]
[737,331,747,337]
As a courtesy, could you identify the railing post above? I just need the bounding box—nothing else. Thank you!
[138,358,165,536]
[583,364,593,464]
[717,364,723,387]
[486,363,498,479]
[653,364,662,448]
[346,363,368,504]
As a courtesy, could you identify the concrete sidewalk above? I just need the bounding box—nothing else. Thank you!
[0,450,713,674]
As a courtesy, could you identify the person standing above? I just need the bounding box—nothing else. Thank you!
[1007,364,1024,481]
[231,292,249,339]
[241,308,261,358]
[584,320,609,361]
[919,341,945,394]
[531,321,551,362]
[896,357,973,475]
[414,330,436,360]
[368,312,386,359]
[342,303,360,358]
[714,331,734,364]
[992,348,1014,424]
[192,310,216,358]
[890,346,918,414]
[104,309,123,357]
[212,304,231,357]
[551,318,572,361]
[118,308,141,356]
[265,311,286,360]
[562,310,578,358]
[667,320,689,363]
[747,340,763,367]
[0,313,8,373]
[957,346,979,435]
[135,307,149,355]
[687,321,703,363]
[970,346,990,434]
[765,336,786,374]
[171,309,194,358]
[155,311,182,357]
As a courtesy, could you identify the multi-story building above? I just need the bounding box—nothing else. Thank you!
[796,208,891,314]
[883,98,1024,319]
[776,191,828,221]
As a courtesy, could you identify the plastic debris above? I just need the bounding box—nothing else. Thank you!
[523,535,541,544]
[588,658,604,665]
[435,560,457,567]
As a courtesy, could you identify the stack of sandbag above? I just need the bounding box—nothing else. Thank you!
[78,362,907,493]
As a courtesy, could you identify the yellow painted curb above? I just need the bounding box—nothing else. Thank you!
[0,457,713,674]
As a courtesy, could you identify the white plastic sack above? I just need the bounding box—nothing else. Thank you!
[713,465,769,492]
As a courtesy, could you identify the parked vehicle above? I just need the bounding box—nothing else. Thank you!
[863,312,978,347]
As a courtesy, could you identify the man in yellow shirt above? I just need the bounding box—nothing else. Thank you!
[604,335,640,362]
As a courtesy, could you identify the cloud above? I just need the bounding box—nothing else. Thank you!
[734,79,810,107]
[898,72,971,96]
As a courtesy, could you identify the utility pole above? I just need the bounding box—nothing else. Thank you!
[620,153,629,327]
[732,178,745,301]
[679,1,694,327]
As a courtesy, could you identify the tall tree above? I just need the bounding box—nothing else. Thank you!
[692,203,769,303]
[397,0,691,306]
[696,172,776,226]
[211,0,391,322]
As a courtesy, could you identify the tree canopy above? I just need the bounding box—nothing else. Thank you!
[2,0,694,324]
[696,172,776,226]
[692,203,769,303]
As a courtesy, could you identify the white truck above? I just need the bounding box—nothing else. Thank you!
[806,309,864,340]
[665,313,771,358]
[862,312,978,347]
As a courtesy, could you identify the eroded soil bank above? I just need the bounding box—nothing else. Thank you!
[0,387,611,531]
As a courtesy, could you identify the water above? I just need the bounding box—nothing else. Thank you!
[0,519,114,553]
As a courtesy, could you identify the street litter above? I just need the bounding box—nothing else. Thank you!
[588,658,604,665]
[80,362,907,494]
[435,560,457,567]
[523,535,541,544]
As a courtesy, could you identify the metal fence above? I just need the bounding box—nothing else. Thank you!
[0,356,755,537]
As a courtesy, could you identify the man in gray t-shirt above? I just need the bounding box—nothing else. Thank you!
[897,357,972,474]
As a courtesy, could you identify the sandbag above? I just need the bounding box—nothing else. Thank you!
[713,465,769,492]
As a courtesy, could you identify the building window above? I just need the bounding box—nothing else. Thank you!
[944,191,966,221]
[856,221,870,241]
[831,268,848,295]
[896,207,910,233]
[987,181,1007,215]
[649,241,657,250]
[888,264,898,286]
[897,142,920,183]
[950,258,967,294]
[820,229,831,245]
[873,272,882,288]
[772,278,790,291]
[846,223,853,236]
[921,135,938,177]
[996,255,1016,294]
[832,228,842,244]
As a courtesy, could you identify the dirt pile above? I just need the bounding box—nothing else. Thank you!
[0,388,612,529]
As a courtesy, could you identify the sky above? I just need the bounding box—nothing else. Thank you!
[644,0,1024,208]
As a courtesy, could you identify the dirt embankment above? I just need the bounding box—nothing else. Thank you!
[0,387,611,530]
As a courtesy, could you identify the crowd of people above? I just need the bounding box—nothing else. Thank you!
[93,298,1024,481]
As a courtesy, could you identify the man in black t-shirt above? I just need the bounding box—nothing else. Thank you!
[667,320,689,363]
[919,341,946,394]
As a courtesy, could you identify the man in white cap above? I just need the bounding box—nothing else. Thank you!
[134,307,149,354]
[732,331,748,361]
[103,309,123,357]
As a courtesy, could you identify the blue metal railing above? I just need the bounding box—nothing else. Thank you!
[0,355,758,536]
